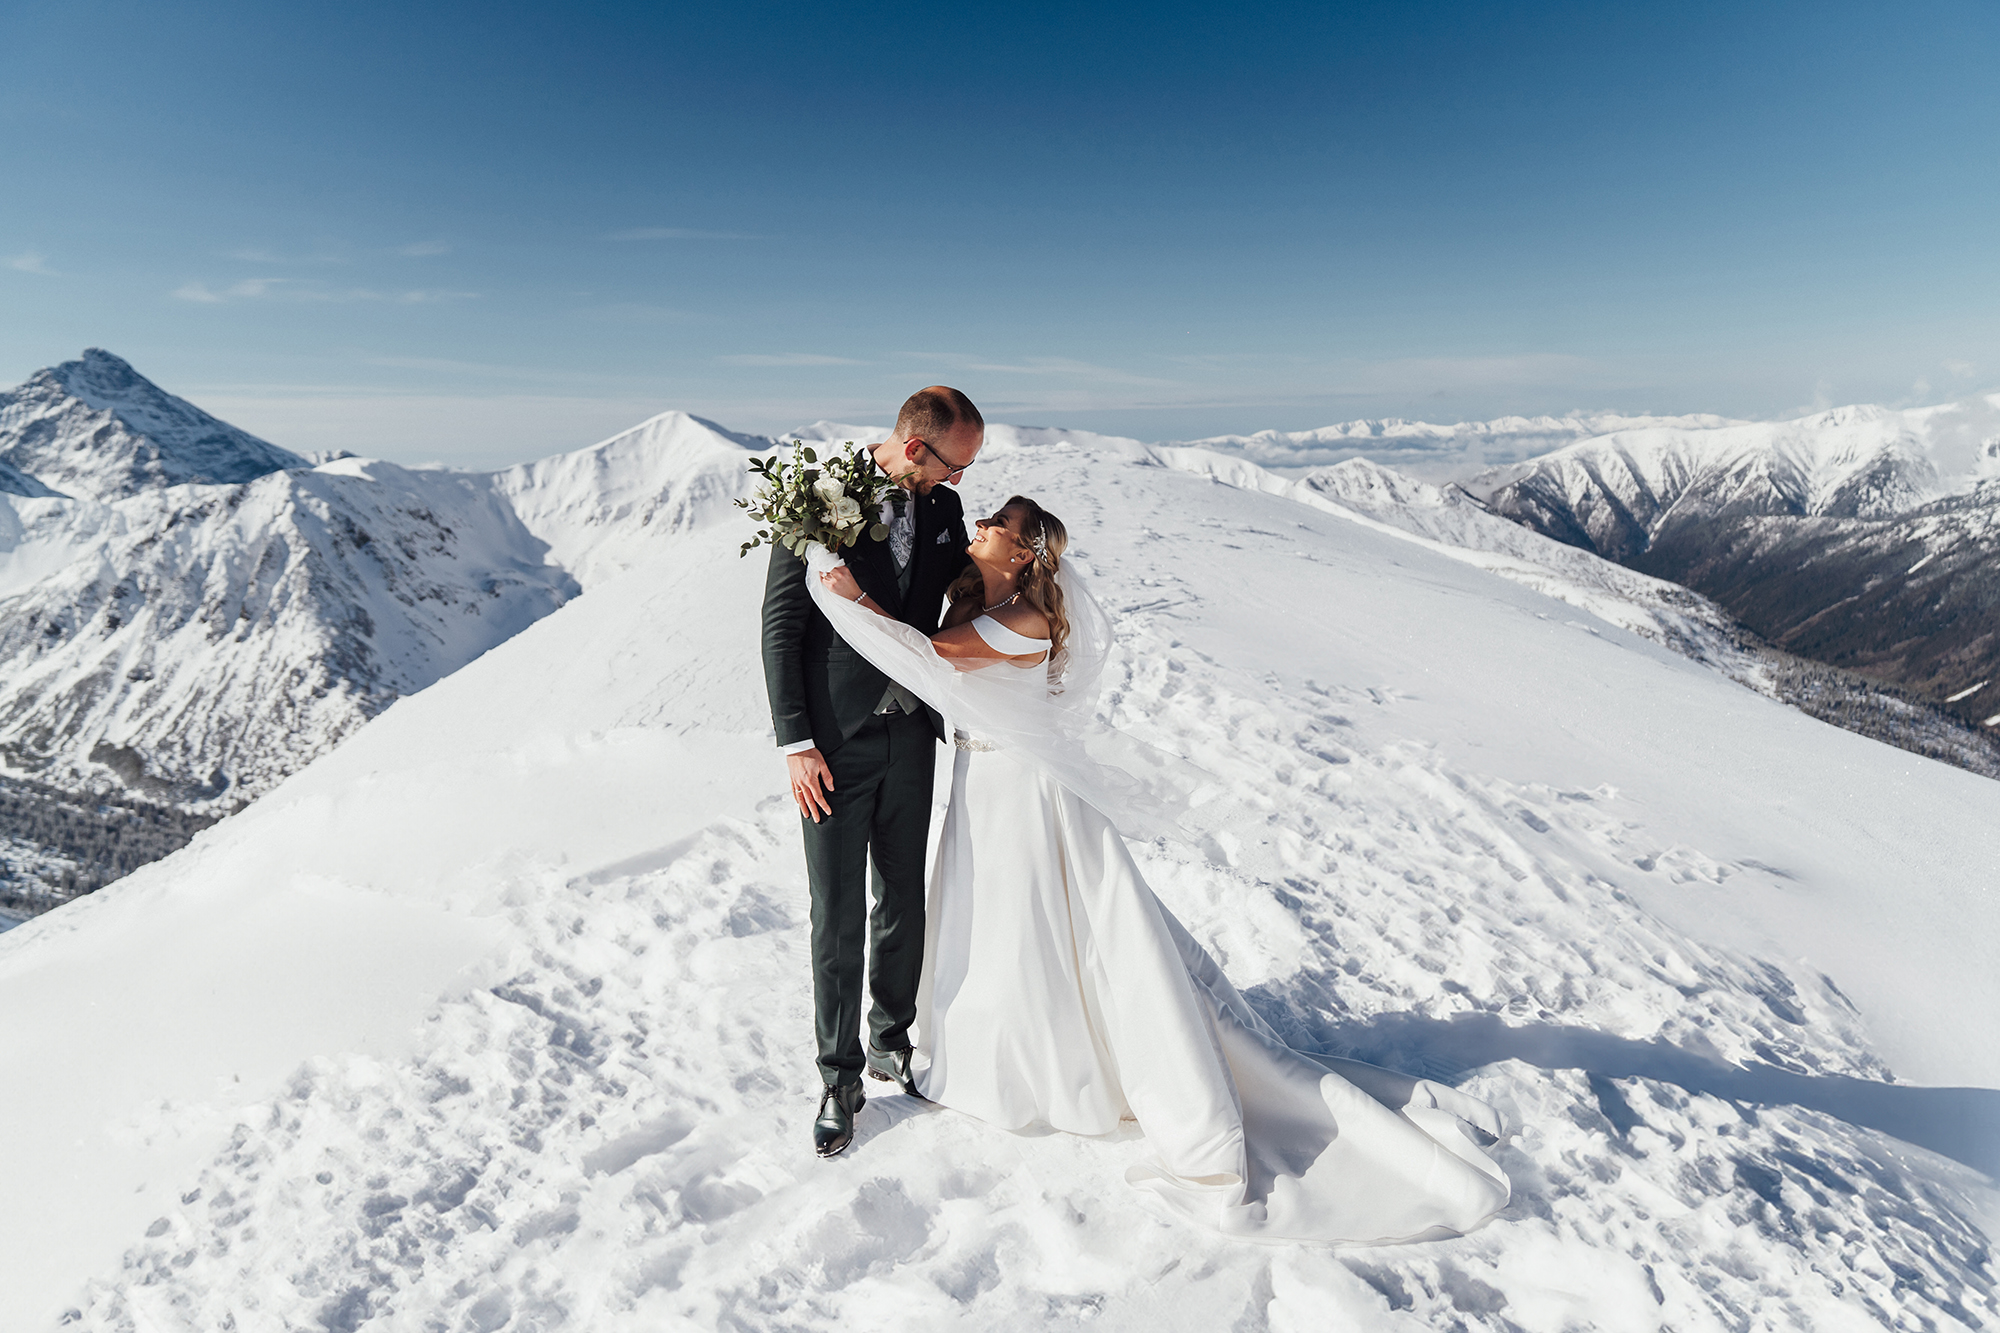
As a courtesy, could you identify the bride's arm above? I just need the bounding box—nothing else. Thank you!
[818,567,1047,667]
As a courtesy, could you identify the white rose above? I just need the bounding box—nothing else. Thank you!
[833,495,863,525]
[813,477,846,506]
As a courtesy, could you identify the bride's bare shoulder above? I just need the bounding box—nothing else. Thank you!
[941,594,980,629]
[989,601,1051,640]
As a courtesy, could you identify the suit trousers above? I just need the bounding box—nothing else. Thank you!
[802,709,937,1087]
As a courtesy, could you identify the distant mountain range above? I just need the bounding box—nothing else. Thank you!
[1459,401,2000,731]
[1178,410,1743,476]
[4,352,1996,911]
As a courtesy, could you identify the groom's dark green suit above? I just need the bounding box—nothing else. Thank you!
[761,476,972,1087]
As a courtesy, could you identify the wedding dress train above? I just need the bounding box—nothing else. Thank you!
[915,651,1510,1244]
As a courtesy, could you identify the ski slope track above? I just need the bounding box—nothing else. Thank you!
[1,432,1995,1331]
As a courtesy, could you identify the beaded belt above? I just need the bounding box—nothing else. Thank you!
[953,732,997,753]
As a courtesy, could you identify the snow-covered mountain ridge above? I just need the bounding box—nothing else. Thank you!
[0,355,768,824]
[1177,410,1743,476]
[1465,399,2000,555]
[3,430,1995,1330]
[1453,397,2000,729]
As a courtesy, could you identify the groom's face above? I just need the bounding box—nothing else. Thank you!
[902,423,984,494]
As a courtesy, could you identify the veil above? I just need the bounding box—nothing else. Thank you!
[802,545,1195,842]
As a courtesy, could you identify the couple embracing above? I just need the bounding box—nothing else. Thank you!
[759,387,1510,1243]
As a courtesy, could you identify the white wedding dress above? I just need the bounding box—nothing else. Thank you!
[804,552,1511,1243]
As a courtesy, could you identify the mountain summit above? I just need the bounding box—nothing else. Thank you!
[0,349,306,501]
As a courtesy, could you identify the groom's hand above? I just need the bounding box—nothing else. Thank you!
[787,748,836,822]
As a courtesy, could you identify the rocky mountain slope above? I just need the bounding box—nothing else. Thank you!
[1463,399,2000,730]
[0,353,766,910]
[0,348,307,501]
[0,457,581,805]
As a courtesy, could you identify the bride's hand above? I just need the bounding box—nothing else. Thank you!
[819,566,863,602]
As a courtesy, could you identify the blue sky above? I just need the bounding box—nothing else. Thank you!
[3,0,1997,466]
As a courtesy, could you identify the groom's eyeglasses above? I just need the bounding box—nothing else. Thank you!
[914,438,974,484]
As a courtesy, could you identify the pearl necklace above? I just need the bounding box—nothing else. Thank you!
[981,590,1022,613]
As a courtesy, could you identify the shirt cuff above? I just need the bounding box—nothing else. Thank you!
[779,738,819,755]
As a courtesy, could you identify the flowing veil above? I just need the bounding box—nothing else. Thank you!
[801,545,1195,842]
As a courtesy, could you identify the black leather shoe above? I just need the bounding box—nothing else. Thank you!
[865,1044,921,1097]
[814,1080,866,1158]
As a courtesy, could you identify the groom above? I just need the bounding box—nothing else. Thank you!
[760,386,984,1157]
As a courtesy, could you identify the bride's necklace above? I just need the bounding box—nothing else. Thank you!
[981,589,1022,613]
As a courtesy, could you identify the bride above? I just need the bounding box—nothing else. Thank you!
[811,497,1510,1244]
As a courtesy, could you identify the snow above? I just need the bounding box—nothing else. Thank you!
[1,430,1996,1330]
[0,461,581,803]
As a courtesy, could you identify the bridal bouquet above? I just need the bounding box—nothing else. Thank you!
[736,442,901,558]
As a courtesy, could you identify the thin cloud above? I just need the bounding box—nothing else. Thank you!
[385,288,479,304]
[716,353,867,367]
[7,251,57,275]
[906,353,1179,389]
[1944,359,1977,379]
[358,355,647,387]
[574,301,700,323]
[606,227,758,241]
[172,277,477,304]
[364,355,523,375]
[224,246,347,264]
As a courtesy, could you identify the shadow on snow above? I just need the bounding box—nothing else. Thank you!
[1252,999,2000,1181]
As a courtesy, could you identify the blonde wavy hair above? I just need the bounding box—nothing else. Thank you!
[949,494,1071,669]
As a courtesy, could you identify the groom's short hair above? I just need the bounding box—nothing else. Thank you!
[896,386,983,444]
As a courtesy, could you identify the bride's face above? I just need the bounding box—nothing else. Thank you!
[969,504,1032,571]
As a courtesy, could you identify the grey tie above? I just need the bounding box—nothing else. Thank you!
[875,497,923,718]
[889,489,915,569]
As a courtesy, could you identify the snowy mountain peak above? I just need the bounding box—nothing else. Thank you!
[0,350,307,501]
[489,409,768,588]
[45,348,177,411]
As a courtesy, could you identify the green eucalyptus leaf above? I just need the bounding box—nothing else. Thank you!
[869,523,888,542]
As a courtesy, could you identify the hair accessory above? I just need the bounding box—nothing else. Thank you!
[1031,526,1049,564]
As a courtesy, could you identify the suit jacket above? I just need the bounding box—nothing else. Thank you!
[761,478,972,755]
